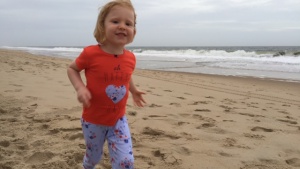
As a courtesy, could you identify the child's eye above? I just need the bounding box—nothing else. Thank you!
[112,20,119,24]
[126,22,133,26]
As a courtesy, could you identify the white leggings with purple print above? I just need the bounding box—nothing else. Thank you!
[81,116,134,169]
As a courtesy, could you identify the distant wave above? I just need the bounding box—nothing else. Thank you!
[132,48,299,58]
[1,46,83,58]
[1,46,82,52]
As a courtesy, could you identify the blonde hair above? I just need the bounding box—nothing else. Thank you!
[94,0,137,44]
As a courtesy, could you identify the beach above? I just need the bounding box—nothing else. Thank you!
[0,49,300,169]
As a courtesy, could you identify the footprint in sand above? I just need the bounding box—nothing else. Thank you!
[25,95,38,101]
[285,116,295,120]
[251,126,274,132]
[142,127,180,139]
[242,160,293,169]
[177,121,189,126]
[286,158,300,167]
[179,113,190,117]
[68,133,84,140]
[10,84,23,87]
[148,104,162,108]
[221,99,236,106]
[32,115,51,123]
[278,110,289,114]
[192,114,216,123]
[243,133,265,139]
[219,105,232,112]
[176,146,191,155]
[189,101,211,105]
[0,140,10,147]
[223,138,237,147]
[4,89,18,93]
[142,127,164,136]
[219,152,233,157]
[205,96,214,99]
[169,102,181,107]
[48,128,60,134]
[15,142,30,150]
[223,120,235,122]
[276,119,297,125]
[239,113,264,118]
[0,108,7,114]
[196,123,215,129]
[194,109,211,112]
[152,93,162,96]
[223,138,250,149]
[128,111,137,116]
[148,115,167,118]
[152,149,181,165]
[26,151,54,164]
[152,150,164,158]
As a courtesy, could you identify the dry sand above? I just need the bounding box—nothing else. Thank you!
[0,49,300,169]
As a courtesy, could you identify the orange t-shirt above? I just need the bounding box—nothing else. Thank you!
[75,45,136,126]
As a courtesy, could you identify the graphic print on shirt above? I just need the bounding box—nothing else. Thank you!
[105,85,126,104]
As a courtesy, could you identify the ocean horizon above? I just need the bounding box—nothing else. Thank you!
[1,45,300,83]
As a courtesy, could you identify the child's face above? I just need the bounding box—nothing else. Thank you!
[104,5,136,47]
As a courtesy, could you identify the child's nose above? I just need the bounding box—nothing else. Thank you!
[118,23,126,30]
[118,26,125,30]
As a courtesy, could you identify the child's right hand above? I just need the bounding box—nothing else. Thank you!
[77,87,92,108]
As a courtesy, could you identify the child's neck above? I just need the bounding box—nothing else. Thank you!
[100,44,124,55]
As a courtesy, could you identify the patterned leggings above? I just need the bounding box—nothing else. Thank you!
[81,116,134,169]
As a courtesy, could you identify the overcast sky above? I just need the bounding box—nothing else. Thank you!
[0,0,300,47]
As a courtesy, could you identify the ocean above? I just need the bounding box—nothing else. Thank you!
[1,46,300,82]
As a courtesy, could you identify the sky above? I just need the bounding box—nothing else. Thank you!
[0,0,300,47]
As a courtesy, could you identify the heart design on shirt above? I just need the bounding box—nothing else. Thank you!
[105,85,126,104]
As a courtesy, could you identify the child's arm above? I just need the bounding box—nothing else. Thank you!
[129,78,146,107]
[67,61,91,107]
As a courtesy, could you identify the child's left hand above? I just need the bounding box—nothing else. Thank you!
[131,90,146,107]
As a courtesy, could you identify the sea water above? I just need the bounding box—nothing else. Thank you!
[2,46,300,82]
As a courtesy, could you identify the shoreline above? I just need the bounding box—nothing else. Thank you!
[1,49,300,169]
[3,48,300,84]
[138,68,300,84]
[136,61,300,83]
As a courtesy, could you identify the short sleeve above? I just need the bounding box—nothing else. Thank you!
[129,50,136,70]
[75,48,89,71]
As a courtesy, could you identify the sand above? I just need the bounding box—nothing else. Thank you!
[0,49,300,169]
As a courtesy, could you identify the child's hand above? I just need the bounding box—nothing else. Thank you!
[131,90,146,107]
[77,87,92,108]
